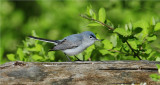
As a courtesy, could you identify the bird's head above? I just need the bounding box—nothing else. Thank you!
[81,31,100,44]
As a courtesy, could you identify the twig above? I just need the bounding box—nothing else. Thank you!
[126,41,142,60]
[80,14,114,31]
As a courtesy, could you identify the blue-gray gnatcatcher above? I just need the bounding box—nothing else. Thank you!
[29,31,100,61]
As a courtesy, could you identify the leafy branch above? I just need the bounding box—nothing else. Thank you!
[80,13,142,60]
[80,14,114,31]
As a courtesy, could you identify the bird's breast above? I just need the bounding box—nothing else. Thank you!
[62,41,95,56]
[62,45,86,56]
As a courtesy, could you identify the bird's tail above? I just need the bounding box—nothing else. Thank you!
[28,36,59,44]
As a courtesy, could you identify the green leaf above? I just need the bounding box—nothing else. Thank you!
[84,45,95,60]
[154,23,160,31]
[87,5,92,15]
[145,49,152,54]
[128,40,137,50]
[88,23,101,26]
[150,17,156,25]
[77,53,83,60]
[31,30,38,37]
[147,51,156,60]
[94,34,103,47]
[98,8,106,23]
[125,24,128,31]
[150,74,160,81]
[156,64,160,69]
[99,49,109,55]
[110,34,118,47]
[154,53,160,61]
[85,44,95,53]
[116,39,123,48]
[99,49,115,57]
[134,33,144,43]
[146,35,157,41]
[35,44,43,51]
[17,48,24,61]
[110,34,122,48]
[128,22,133,30]
[32,55,43,61]
[87,5,96,19]
[48,51,55,60]
[95,33,101,40]
[133,20,149,30]
[102,39,113,50]
[156,57,160,61]
[7,54,16,61]
[114,28,131,37]
[133,20,149,37]
[156,64,160,74]
[28,44,42,52]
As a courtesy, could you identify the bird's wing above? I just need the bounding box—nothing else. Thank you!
[52,34,82,50]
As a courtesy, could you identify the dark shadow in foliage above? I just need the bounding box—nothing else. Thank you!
[133,27,143,35]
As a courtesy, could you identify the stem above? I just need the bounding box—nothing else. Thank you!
[80,14,114,30]
[126,41,142,60]
[80,14,142,60]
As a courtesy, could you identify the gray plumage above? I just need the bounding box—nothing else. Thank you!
[29,31,99,60]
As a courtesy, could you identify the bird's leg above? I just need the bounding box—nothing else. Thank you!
[74,56,82,61]
[64,53,72,62]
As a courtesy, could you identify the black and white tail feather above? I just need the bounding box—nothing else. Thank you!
[28,36,60,45]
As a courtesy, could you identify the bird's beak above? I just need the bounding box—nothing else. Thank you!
[95,38,101,41]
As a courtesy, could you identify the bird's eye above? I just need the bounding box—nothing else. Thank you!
[89,36,93,38]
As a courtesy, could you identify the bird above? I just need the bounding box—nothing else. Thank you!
[29,31,100,61]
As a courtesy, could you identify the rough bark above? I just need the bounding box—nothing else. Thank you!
[0,61,160,85]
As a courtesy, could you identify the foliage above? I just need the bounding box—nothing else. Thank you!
[81,5,160,61]
[150,64,160,81]
[7,6,160,62]
[1,0,160,63]
[7,30,56,62]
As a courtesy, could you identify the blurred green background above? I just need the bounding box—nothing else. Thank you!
[0,0,160,64]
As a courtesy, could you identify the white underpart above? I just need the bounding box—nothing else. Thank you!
[63,45,84,56]
[63,41,94,56]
